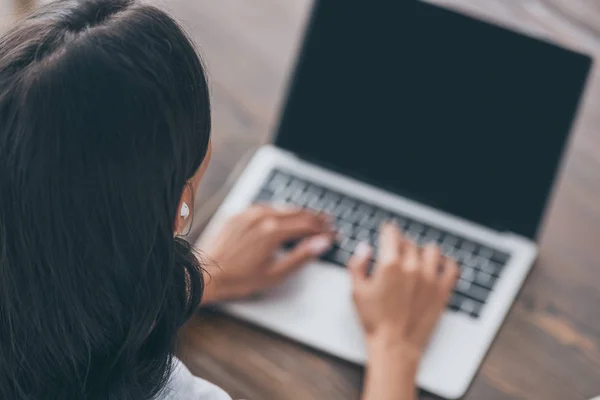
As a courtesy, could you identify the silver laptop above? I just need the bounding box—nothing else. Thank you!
[200,2,592,398]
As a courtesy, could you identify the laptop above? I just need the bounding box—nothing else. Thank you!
[199,1,592,398]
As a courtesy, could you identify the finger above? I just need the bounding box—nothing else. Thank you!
[347,242,373,284]
[244,204,274,224]
[270,205,305,215]
[395,239,420,302]
[269,234,333,279]
[273,213,332,241]
[263,205,315,219]
[397,233,408,256]
[277,209,331,229]
[440,257,460,294]
[422,244,441,282]
[402,239,420,271]
[378,221,402,267]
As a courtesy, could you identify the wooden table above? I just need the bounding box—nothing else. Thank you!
[173,1,600,399]
[6,0,597,398]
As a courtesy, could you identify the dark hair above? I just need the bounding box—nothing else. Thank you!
[0,0,210,398]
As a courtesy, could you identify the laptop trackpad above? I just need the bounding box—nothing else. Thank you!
[221,262,367,363]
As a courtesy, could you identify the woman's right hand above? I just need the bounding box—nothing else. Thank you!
[348,222,459,400]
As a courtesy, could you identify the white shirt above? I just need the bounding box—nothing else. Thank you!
[157,358,232,400]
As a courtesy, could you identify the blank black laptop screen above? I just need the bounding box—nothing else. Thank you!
[274,0,592,239]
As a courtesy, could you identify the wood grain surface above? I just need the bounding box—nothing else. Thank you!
[2,0,600,399]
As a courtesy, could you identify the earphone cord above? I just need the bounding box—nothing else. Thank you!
[184,146,259,244]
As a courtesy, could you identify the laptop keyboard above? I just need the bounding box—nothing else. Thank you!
[253,169,511,318]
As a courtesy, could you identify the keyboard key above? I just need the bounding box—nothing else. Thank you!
[461,266,476,282]
[338,200,356,219]
[373,210,390,225]
[331,204,348,219]
[254,190,273,204]
[322,193,339,207]
[441,244,457,258]
[340,198,356,209]
[358,211,373,226]
[342,209,361,224]
[448,293,465,311]
[456,278,472,293]
[273,184,287,196]
[306,196,325,211]
[477,246,494,260]
[357,204,373,217]
[491,250,511,265]
[460,241,476,253]
[291,190,308,205]
[393,216,410,230]
[422,229,441,243]
[268,173,290,192]
[408,222,424,233]
[289,179,306,191]
[454,249,472,264]
[442,235,459,247]
[480,260,503,277]
[305,185,323,198]
[474,270,496,289]
[278,186,294,201]
[271,197,293,209]
[416,234,431,246]
[330,218,342,231]
[461,299,483,318]
[323,191,340,201]
[468,255,486,269]
[355,229,371,243]
[471,303,483,318]
[405,230,420,242]
[460,299,478,314]
[340,237,357,253]
[420,235,438,246]
[464,285,490,303]
[325,248,351,265]
[371,234,380,248]
[337,222,354,238]
[323,201,338,214]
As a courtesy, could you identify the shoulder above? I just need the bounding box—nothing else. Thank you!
[157,357,232,400]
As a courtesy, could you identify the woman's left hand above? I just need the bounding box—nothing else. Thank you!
[197,205,334,305]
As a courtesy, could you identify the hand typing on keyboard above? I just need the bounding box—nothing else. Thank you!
[349,222,459,400]
[197,205,335,305]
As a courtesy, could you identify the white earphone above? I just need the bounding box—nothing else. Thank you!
[180,202,190,220]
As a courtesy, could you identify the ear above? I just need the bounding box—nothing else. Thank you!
[174,184,193,236]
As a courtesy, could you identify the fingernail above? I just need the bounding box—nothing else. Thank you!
[424,243,438,251]
[383,220,396,230]
[319,213,331,222]
[273,203,295,212]
[391,218,403,229]
[355,242,372,259]
[307,235,333,256]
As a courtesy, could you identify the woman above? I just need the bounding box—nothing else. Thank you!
[0,1,458,399]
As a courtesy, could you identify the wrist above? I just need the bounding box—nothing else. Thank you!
[366,330,422,371]
[363,330,421,400]
[199,269,249,306]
